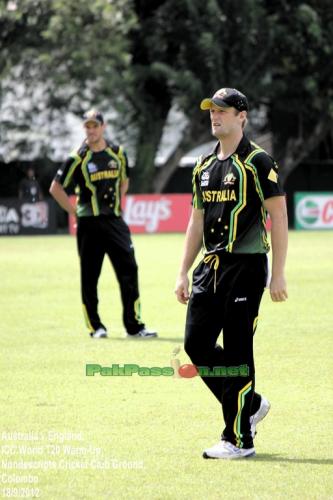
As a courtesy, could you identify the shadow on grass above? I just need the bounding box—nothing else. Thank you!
[252,454,333,465]
[110,336,184,343]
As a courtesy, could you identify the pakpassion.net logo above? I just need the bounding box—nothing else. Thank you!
[85,363,249,378]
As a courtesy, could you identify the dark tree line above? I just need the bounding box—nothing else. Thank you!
[1,0,332,191]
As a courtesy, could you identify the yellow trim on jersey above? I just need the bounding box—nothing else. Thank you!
[105,147,121,168]
[192,157,203,210]
[243,161,267,248]
[245,145,265,163]
[192,155,216,209]
[193,154,216,176]
[63,153,82,188]
[227,156,247,252]
[243,164,265,202]
[244,148,270,251]
[244,147,265,207]
[117,146,128,181]
[81,151,99,216]
[105,146,124,217]
[253,316,259,333]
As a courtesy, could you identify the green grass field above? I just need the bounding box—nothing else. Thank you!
[1,231,333,499]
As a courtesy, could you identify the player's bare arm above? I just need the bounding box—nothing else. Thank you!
[264,195,288,302]
[49,180,76,216]
[175,208,204,304]
[121,178,129,197]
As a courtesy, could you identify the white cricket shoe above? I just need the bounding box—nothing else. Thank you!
[126,327,158,338]
[90,328,108,339]
[203,440,255,459]
[250,396,271,438]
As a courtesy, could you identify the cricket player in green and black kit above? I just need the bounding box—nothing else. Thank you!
[175,88,288,459]
[50,109,157,339]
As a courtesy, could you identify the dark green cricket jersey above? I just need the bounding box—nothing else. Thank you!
[192,135,284,254]
[54,141,129,217]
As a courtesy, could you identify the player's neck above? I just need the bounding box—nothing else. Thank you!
[87,138,107,152]
[217,132,243,161]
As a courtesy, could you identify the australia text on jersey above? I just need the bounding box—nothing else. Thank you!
[90,170,119,182]
[202,189,236,202]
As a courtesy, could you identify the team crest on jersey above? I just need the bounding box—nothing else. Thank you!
[201,171,210,187]
[223,172,236,185]
[108,160,118,170]
[87,162,98,173]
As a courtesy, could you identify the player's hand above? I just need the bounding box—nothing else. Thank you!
[175,274,190,304]
[70,209,77,230]
[270,275,288,302]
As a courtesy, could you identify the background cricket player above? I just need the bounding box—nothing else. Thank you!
[175,88,288,459]
[50,109,157,339]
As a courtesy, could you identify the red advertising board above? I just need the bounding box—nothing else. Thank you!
[68,193,271,234]
[69,194,192,235]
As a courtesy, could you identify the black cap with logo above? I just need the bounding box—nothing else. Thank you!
[83,109,104,125]
[200,88,248,112]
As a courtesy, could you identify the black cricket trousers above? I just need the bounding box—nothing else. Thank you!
[184,252,268,449]
[77,215,144,334]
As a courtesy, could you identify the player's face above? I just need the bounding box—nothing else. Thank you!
[209,105,245,139]
[84,121,105,144]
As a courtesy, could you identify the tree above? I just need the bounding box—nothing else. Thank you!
[264,0,333,183]
[0,0,134,159]
[124,0,226,191]
[0,0,332,191]
[147,0,333,191]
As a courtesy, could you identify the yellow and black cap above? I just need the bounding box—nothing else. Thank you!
[83,109,104,125]
[200,88,248,112]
